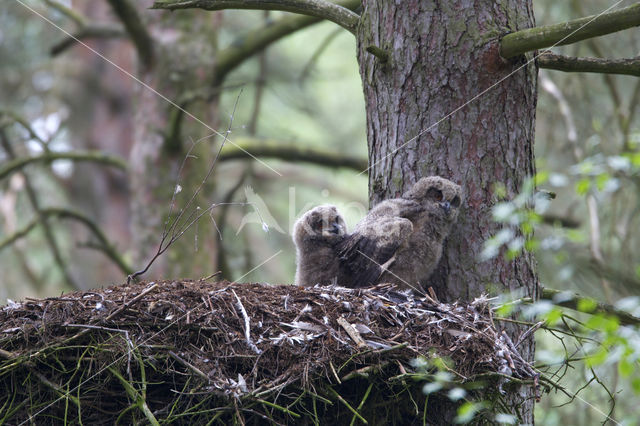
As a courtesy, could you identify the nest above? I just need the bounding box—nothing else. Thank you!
[0,280,539,425]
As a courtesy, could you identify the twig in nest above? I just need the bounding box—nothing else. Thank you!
[201,271,222,281]
[516,321,544,347]
[427,287,440,303]
[105,282,159,321]
[169,350,209,382]
[64,324,134,375]
[337,316,367,350]
[232,289,261,354]
[329,360,342,384]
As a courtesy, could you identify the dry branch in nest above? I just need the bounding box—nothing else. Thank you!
[0,280,539,424]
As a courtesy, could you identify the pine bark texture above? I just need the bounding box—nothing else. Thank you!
[357,0,538,422]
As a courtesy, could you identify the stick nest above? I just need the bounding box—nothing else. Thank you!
[0,280,538,424]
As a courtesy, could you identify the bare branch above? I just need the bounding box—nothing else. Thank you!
[152,0,360,34]
[539,52,640,77]
[540,213,580,229]
[218,138,368,171]
[106,0,155,69]
[541,287,640,327]
[51,25,126,56]
[0,151,127,181]
[500,3,640,59]
[214,0,359,84]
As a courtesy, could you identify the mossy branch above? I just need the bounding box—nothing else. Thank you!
[500,3,640,58]
[0,208,133,276]
[218,138,367,171]
[0,151,127,181]
[51,25,126,56]
[541,287,640,326]
[214,0,360,84]
[44,0,87,26]
[539,52,640,77]
[106,0,155,69]
[152,0,360,34]
[0,130,79,289]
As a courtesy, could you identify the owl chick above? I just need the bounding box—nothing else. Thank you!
[293,204,347,286]
[338,176,462,293]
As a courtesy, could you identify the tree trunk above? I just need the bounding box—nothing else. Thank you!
[357,0,538,422]
[130,13,222,279]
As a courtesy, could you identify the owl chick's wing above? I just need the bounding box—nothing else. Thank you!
[337,216,414,288]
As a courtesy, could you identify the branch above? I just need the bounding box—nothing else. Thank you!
[44,0,87,26]
[541,287,640,327]
[0,131,79,289]
[0,207,133,276]
[0,109,50,152]
[0,151,127,181]
[151,0,360,34]
[107,0,155,69]
[500,3,640,59]
[540,213,580,229]
[51,25,126,56]
[218,138,367,171]
[539,52,640,77]
[214,0,360,84]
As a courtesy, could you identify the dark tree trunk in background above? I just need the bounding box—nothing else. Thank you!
[358,0,538,422]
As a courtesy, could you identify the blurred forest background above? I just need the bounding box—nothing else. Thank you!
[1,0,640,424]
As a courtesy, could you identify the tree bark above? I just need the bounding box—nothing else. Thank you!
[357,0,538,422]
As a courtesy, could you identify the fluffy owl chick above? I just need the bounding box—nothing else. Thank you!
[391,176,462,290]
[337,214,414,288]
[338,176,462,293]
[293,205,347,286]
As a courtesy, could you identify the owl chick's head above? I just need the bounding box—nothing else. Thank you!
[404,176,462,221]
[293,204,347,247]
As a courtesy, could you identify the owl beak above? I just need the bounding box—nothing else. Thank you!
[330,223,343,234]
[440,201,451,214]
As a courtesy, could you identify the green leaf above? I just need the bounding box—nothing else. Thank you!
[496,303,515,317]
[585,346,608,367]
[632,377,640,394]
[618,359,634,378]
[575,178,591,195]
[577,298,597,313]
[455,401,486,424]
[544,308,563,326]
[524,238,539,252]
[535,170,549,185]
[520,221,534,236]
[585,314,619,333]
[595,173,610,191]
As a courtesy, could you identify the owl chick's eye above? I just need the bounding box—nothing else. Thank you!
[426,188,443,201]
[451,195,461,208]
